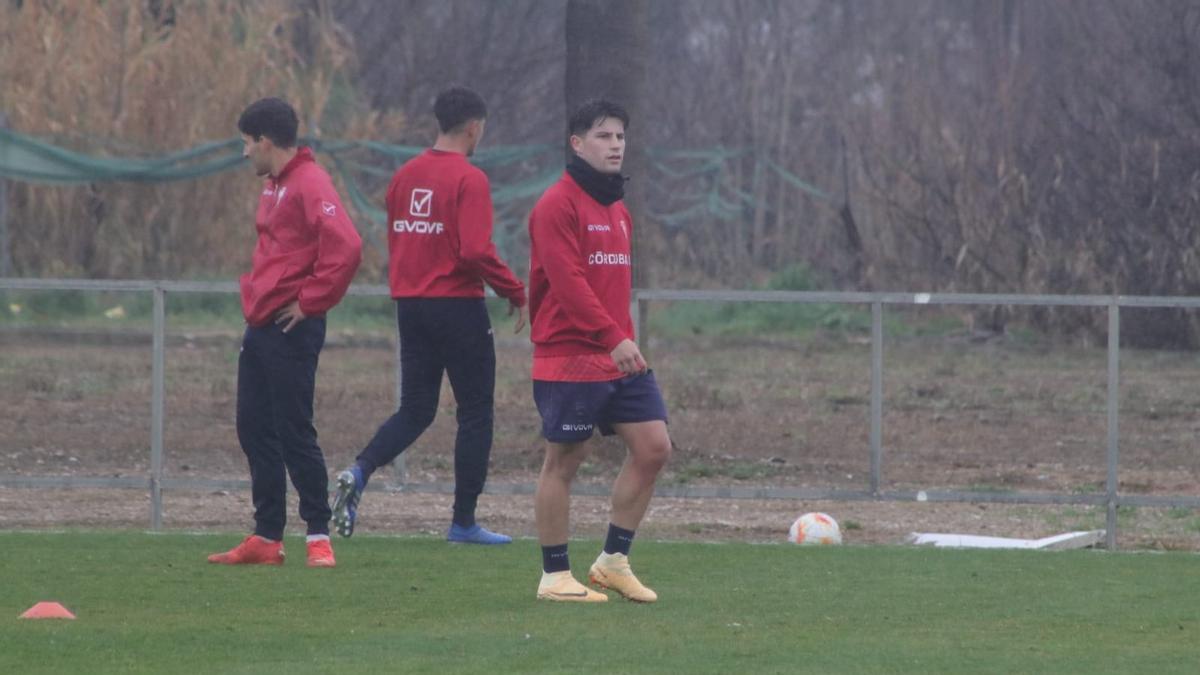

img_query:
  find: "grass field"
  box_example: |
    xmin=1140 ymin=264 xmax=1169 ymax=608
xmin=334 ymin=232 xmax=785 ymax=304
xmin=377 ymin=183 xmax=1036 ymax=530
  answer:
xmin=3 ymin=532 xmax=1199 ymax=674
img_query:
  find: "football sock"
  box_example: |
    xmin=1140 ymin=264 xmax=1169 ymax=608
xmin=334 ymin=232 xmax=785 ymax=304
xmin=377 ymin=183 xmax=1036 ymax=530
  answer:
xmin=542 ymin=543 xmax=570 ymax=573
xmin=603 ymin=524 xmax=635 ymax=556
xmin=452 ymin=490 xmax=478 ymax=528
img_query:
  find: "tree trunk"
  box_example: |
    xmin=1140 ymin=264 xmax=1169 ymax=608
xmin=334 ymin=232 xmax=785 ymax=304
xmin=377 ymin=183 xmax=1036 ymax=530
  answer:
xmin=0 ymin=113 xmax=9 ymax=276
xmin=565 ymin=0 xmax=651 ymax=333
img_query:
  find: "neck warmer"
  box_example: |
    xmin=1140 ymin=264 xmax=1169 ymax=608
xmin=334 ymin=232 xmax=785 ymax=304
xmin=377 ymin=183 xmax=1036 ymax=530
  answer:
xmin=566 ymin=154 xmax=627 ymax=206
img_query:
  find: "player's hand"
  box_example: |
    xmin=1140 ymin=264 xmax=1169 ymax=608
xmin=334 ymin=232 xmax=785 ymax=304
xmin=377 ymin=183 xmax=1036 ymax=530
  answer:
xmin=274 ymin=300 xmax=306 ymax=333
xmin=610 ymin=338 xmax=647 ymax=375
xmin=509 ymin=302 xmax=527 ymax=333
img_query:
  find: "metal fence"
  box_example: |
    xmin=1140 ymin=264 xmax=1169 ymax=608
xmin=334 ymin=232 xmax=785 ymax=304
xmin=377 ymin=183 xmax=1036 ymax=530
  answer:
xmin=4 ymin=278 xmax=1200 ymax=550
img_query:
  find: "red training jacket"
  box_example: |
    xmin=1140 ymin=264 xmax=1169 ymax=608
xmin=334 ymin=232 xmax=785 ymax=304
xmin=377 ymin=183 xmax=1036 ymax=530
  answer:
xmin=240 ymin=147 xmax=363 ymax=327
xmin=385 ymin=149 xmax=526 ymax=305
xmin=528 ymin=171 xmax=634 ymax=359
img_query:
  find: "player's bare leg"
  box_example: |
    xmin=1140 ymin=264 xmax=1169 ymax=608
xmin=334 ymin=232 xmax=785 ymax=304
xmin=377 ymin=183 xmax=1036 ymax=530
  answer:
xmin=609 ymin=420 xmax=671 ymax=530
xmin=535 ymin=440 xmax=590 ymax=545
xmin=589 ymin=420 xmax=671 ymax=602
xmin=535 ymin=440 xmax=606 ymax=601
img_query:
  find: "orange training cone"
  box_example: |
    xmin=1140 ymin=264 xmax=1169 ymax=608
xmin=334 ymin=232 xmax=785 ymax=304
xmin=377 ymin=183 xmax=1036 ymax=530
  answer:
xmin=19 ymin=602 xmax=76 ymax=620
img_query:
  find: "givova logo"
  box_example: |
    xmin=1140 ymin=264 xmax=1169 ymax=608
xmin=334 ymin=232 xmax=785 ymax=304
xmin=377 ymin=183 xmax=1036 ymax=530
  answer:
xmin=393 ymin=219 xmax=444 ymax=234
xmin=561 ymin=423 xmax=593 ymax=432
xmin=410 ymin=188 xmax=433 ymax=217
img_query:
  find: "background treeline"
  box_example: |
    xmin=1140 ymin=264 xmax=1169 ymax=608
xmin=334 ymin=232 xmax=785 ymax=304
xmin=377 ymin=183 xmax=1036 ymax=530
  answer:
xmin=3 ymin=1 xmax=1200 ymax=344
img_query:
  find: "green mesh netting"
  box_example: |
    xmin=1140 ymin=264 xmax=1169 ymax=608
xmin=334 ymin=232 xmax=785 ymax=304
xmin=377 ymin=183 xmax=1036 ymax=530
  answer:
xmin=0 ymin=127 xmax=832 ymax=259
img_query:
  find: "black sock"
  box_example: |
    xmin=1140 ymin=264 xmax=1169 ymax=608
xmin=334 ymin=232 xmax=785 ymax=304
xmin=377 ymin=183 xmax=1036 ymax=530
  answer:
xmin=603 ymin=523 xmax=635 ymax=556
xmin=542 ymin=543 xmax=570 ymax=573
xmin=452 ymin=491 xmax=478 ymax=528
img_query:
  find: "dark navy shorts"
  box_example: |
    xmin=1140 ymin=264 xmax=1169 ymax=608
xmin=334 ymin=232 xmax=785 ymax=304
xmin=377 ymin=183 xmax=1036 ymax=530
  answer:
xmin=533 ymin=370 xmax=669 ymax=443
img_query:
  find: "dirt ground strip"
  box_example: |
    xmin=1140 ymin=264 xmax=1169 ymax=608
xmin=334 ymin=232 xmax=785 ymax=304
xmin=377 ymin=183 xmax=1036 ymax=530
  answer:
xmin=3 ymin=487 xmax=1199 ymax=551
xmin=3 ymin=329 xmax=1200 ymax=550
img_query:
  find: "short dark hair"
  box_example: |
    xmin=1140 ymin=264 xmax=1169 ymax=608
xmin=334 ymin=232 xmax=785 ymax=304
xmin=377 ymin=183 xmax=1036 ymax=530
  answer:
xmin=568 ymin=99 xmax=630 ymax=137
xmin=434 ymin=87 xmax=487 ymax=133
xmin=237 ymin=97 xmax=298 ymax=148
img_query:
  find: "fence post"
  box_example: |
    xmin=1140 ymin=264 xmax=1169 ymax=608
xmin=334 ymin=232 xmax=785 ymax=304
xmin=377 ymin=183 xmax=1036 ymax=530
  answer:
xmin=0 ymin=113 xmax=10 ymax=277
xmin=869 ymin=301 xmax=883 ymax=495
xmin=631 ymin=291 xmax=641 ymax=346
xmin=150 ymin=285 xmax=166 ymax=530
xmin=1105 ymin=301 xmax=1120 ymax=549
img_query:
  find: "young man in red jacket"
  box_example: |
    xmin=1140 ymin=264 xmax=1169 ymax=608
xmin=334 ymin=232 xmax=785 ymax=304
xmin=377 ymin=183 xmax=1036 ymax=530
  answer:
xmin=332 ymin=87 xmax=526 ymax=544
xmin=208 ymin=97 xmax=362 ymax=568
xmin=528 ymin=100 xmax=672 ymax=602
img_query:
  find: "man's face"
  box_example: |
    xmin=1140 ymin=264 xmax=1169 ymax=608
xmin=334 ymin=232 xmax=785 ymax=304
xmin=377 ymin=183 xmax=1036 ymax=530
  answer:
xmin=241 ymin=133 xmax=273 ymax=177
xmin=571 ymin=116 xmax=625 ymax=174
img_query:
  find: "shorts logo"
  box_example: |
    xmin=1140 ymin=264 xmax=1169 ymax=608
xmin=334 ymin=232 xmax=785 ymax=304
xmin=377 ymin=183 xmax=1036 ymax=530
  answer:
xmin=275 ymin=186 xmax=287 ymax=204
xmin=410 ymin=189 xmax=433 ymax=217
xmin=587 ymin=223 xmax=611 ymax=232
xmin=321 ymin=200 xmax=336 ymax=216
xmin=561 ymin=423 xmax=593 ymax=432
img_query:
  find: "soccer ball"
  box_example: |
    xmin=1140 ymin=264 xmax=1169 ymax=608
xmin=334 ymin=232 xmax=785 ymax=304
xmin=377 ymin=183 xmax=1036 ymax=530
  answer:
xmin=788 ymin=512 xmax=842 ymax=545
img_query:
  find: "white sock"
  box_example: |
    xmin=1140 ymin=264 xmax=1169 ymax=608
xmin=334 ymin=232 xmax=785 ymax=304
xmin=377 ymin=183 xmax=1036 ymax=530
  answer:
xmin=306 ymin=534 xmax=330 ymax=543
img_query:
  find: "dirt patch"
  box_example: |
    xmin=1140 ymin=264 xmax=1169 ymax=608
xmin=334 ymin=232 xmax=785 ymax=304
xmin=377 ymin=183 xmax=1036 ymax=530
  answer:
xmin=2 ymin=330 xmax=1200 ymax=550
xmin=2 ymin=488 xmax=1197 ymax=551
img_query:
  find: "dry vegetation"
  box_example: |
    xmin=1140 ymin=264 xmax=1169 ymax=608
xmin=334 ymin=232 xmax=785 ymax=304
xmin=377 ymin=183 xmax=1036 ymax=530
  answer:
xmin=5 ymin=1 xmax=1200 ymax=345
xmin=0 ymin=0 xmax=398 ymax=278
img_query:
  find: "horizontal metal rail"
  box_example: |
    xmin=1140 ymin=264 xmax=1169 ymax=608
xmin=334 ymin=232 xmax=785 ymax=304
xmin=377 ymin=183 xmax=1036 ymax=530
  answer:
xmin=634 ymin=287 xmax=1200 ymax=309
xmin=0 ymin=277 xmax=391 ymax=295
xmin=8 ymin=278 xmax=1200 ymax=308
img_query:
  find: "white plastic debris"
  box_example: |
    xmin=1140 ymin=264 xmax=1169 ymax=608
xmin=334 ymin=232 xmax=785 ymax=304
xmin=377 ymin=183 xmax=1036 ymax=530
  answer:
xmin=905 ymin=530 xmax=1105 ymax=550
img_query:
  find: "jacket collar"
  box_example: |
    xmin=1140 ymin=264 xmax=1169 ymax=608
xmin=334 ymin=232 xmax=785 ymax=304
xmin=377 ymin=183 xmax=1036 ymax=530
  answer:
xmin=273 ymin=146 xmax=314 ymax=182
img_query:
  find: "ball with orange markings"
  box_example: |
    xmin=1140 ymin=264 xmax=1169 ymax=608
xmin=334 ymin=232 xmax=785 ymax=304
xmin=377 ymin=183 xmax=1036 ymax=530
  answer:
xmin=788 ymin=512 xmax=843 ymax=545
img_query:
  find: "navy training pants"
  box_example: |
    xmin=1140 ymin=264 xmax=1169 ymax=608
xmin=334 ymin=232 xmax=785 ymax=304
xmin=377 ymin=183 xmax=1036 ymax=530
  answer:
xmin=356 ymin=298 xmax=496 ymax=526
xmin=236 ymin=317 xmax=330 ymax=540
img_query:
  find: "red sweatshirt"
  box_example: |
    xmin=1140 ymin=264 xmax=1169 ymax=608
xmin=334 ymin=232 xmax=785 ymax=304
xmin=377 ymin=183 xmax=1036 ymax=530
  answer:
xmin=528 ymin=171 xmax=634 ymax=379
xmin=240 ymin=147 xmax=363 ymax=327
xmin=386 ymin=149 xmax=525 ymax=305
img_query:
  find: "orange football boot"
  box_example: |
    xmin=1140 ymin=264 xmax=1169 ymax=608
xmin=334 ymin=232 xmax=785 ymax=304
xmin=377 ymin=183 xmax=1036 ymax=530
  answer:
xmin=207 ymin=535 xmax=285 ymax=565
xmin=306 ymin=538 xmax=336 ymax=568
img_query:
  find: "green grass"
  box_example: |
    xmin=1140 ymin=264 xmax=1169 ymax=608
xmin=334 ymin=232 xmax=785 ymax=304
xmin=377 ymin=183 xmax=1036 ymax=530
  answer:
xmin=0 ymin=290 xmax=522 ymax=334
xmin=646 ymin=298 xmax=872 ymax=339
xmin=3 ymin=532 xmax=1199 ymax=674
xmin=669 ymin=461 xmax=781 ymax=484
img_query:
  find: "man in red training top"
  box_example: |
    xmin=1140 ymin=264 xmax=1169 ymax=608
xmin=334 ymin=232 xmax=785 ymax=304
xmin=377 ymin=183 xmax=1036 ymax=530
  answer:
xmin=528 ymin=99 xmax=672 ymax=602
xmin=208 ymin=97 xmax=362 ymax=568
xmin=332 ymin=87 xmax=526 ymax=544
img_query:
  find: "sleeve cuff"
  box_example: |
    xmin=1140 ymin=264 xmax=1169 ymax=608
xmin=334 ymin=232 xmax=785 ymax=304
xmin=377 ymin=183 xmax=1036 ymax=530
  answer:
xmin=297 ymin=296 xmax=321 ymax=314
xmin=597 ymin=324 xmax=626 ymax=352
xmin=297 ymin=293 xmax=324 ymax=317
